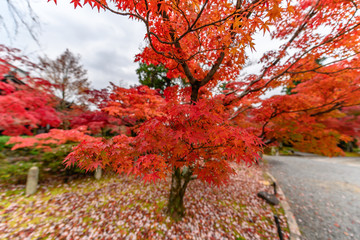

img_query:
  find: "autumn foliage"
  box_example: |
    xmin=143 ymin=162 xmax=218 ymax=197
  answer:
xmin=69 ymin=111 xmax=123 ymax=135
xmin=66 ymin=86 xmax=261 ymax=184
xmin=104 ymin=85 xmax=165 ymax=123
xmin=1 ymin=46 xmax=123 ymax=137
xmin=8 ymin=126 xmax=98 ymax=151
xmin=0 ymin=53 xmax=62 ymax=135
xmin=40 ymin=0 xmax=360 ymax=219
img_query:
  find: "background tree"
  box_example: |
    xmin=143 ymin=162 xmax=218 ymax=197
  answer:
xmin=49 ymin=0 xmax=360 ymax=220
xmin=0 ymin=49 xmax=61 ymax=136
xmin=278 ymin=57 xmax=360 ymax=153
xmin=247 ymin=58 xmax=360 ymax=156
xmin=70 ymin=110 xmax=124 ymax=136
xmin=38 ymin=49 xmax=90 ymax=110
xmin=136 ymin=63 xmax=172 ymax=93
xmin=322 ymin=106 xmax=360 ymax=152
xmin=136 ymin=62 xmax=187 ymax=93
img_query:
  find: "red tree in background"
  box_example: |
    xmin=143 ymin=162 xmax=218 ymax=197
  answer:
xmin=8 ymin=126 xmax=98 ymax=151
xmin=70 ymin=110 xmax=124 ymax=136
xmin=322 ymin=106 xmax=360 ymax=152
xmin=0 ymin=85 xmax=61 ymax=136
xmin=0 ymin=47 xmax=62 ymax=135
xmin=49 ymin=0 xmax=360 ymax=219
xmin=249 ymin=59 xmax=360 ymax=156
xmin=324 ymin=106 xmax=360 ymax=142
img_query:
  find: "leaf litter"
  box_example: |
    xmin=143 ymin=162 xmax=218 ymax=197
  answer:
xmin=0 ymin=164 xmax=289 ymax=239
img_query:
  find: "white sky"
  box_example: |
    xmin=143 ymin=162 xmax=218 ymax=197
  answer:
xmin=1 ymin=0 xmax=146 ymax=89
xmin=1 ymin=0 xmax=283 ymax=96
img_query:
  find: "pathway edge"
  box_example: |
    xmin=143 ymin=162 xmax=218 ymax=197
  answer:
xmin=265 ymin=170 xmax=302 ymax=240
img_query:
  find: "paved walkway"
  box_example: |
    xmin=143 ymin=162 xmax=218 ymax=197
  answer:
xmin=265 ymin=155 xmax=360 ymax=240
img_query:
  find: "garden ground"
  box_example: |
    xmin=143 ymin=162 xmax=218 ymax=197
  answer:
xmin=0 ymin=164 xmax=289 ymax=240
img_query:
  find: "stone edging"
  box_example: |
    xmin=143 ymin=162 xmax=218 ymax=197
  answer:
xmin=266 ymin=172 xmax=302 ymax=240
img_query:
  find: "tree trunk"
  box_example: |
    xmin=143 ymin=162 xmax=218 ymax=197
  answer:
xmin=191 ymin=83 xmax=200 ymax=103
xmin=166 ymin=167 xmax=192 ymax=221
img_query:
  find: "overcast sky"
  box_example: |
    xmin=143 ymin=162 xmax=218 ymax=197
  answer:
xmin=1 ymin=0 xmax=282 ymax=96
xmin=1 ymin=0 xmax=146 ymax=89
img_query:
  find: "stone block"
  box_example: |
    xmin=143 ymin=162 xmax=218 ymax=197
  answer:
xmin=257 ymin=191 xmax=280 ymax=205
xmin=26 ymin=166 xmax=39 ymax=196
xmin=95 ymin=166 xmax=102 ymax=180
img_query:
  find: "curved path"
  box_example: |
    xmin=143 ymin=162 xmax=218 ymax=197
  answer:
xmin=266 ymin=155 xmax=360 ymax=240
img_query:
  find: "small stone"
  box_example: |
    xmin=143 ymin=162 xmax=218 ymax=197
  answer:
xmin=257 ymin=191 xmax=280 ymax=205
xmin=26 ymin=166 xmax=39 ymax=196
xmin=95 ymin=166 xmax=102 ymax=180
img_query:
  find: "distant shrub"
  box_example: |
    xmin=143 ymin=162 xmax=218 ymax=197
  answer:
xmin=40 ymin=144 xmax=87 ymax=176
xmin=0 ymin=136 xmax=10 ymax=151
xmin=0 ymin=144 xmax=89 ymax=184
xmin=0 ymin=160 xmax=37 ymax=184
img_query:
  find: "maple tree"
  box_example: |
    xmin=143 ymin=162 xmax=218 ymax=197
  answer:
xmin=49 ymin=0 xmax=360 ymax=220
xmin=77 ymin=87 xmax=130 ymax=135
xmin=8 ymin=126 xmax=98 ymax=152
xmin=70 ymin=110 xmax=124 ymax=136
xmin=251 ymin=58 xmax=360 ymax=156
xmin=0 ymin=83 xmax=61 ymax=136
xmin=0 ymin=46 xmax=62 ymax=136
xmin=322 ymin=106 xmax=360 ymax=152
xmin=65 ymin=86 xmax=261 ymax=219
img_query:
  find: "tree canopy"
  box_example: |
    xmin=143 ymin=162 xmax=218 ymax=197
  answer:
xmin=0 ymin=47 xmax=61 ymax=135
xmin=42 ymin=0 xmax=360 ymax=220
xmin=38 ymin=49 xmax=90 ymax=110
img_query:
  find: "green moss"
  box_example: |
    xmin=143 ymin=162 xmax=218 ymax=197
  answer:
xmin=125 ymin=203 xmax=135 ymax=209
xmin=219 ymin=222 xmax=231 ymax=233
xmin=261 ymin=215 xmax=273 ymax=225
xmin=268 ymin=205 xmax=290 ymax=234
xmin=0 ymin=201 xmax=12 ymax=209
xmin=141 ymin=202 xmax=152 ymax=210
xmin=156 ymin=200 xmax=166 ymax=212
xmin=48 ymin=187 xmax=68 ymax=196
xmin=345 ymin=152 xmax=360 ymax=157
xmin=269 ymin=205 xmax=285 ymax=216
xmin=8 ymin=220 xmax=18 ymax=228
xmin=27 ymin=217 xmax=43 ymax=225
xmin=235 ymin=236 xmax=247 ymax=240
xmin=3 ymin=188 xmax=24 ymax=197
xmin=116 ymin=224 xmax=129 ymax=233
xmin=156 ymin=229 xmax=165 ymax=236
xmin=232 ymin=201 xmax=247 ymax=211
xmin=218 ymin=200 xmax=228 ymax=207
xmin=0 ymin=136 xmax=11 ymax=151
xmin=82 ymin=216 xmax=95 ymax=223
xmin=279 ymin=147 xmax=296 ymax=156
xmin=0 ymin=161 xmax=38 ymax=184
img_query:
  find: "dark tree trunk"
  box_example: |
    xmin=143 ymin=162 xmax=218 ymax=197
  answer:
xmin=191 ymin=83 xmax=200 ymax=103
xmin=166 ymin=167 xmax=192 ymax=221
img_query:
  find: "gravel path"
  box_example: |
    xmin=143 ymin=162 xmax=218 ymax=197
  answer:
xmin=266 ymin=155 xmax=360 ymax=240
